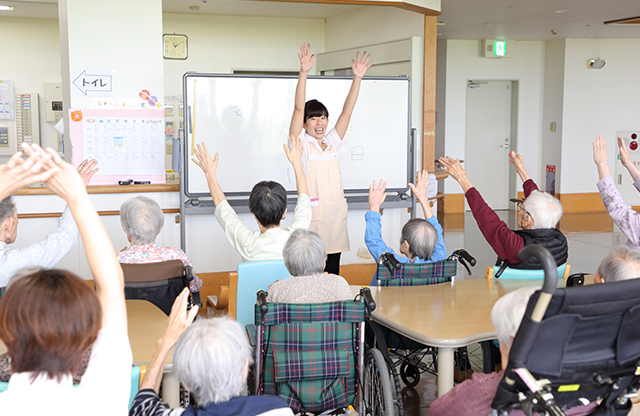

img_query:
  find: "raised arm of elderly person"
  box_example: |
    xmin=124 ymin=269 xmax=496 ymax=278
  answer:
xmin=439 ymin=156 xmax=524 ymax=264
xmin=508 ymin=151 xmax=539 ymax=197
xmin=594 ymin=136 xmax=640 ymax=249
xmin=0 ymin=149 xmax=58 ymax=200
xmin=0 ymin=149 xmax=99 ymax=287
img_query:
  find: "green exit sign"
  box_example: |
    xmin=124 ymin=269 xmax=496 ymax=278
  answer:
xmin=494 ymin=41 xmax=507 ymax=56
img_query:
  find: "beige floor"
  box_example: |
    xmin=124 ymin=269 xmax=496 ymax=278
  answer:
xmin=401 ymin=210 xmax=622 ymax=416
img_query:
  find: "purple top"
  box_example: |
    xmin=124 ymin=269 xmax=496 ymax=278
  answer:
xmin=597 ymin=176 xmax=640 ymax=251
xmin=430 ymin=370 xmax=597 ymax=416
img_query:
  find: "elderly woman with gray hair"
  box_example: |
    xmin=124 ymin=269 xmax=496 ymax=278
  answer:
xmin=117 ymin=196 xmax=202 ymax=292
xmin=430 ymin=287 xmax=597 ymax=416
xmin=266 ymin=229 xmax=353 ymax=304
xmin=129 ymin=291 xmax=294 ymax=416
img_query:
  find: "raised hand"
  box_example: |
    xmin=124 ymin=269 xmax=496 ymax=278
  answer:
xmin=352 ymin=51 xmax=373 ymax=79
xmin=368 ymin=179 xmax=388 ymax=213
xmin=298 ymin=43 xmax=315 ymax=73
xmin=593 ymin=136 xmax=609 ymax=166
xmin=592 ymin=136 xmax=612 ymax=181
xmin=42 ymin=148 xmax=86 ymax=202
xmin=508 ymin=151 xmax=530 ymax=182
xmin=618 ymin=136 xmax=632 ymax=167
xmin=0 ymin=145 xmax=58 ymax=200
xmin=439 ymin=156 xmax=473 ymax=192
xmin=161 ymin=288 xmax=200 ymax=349
xmin=617 ymin=136 xmax=640 ymax=181
xmin=77 ymin=158 xmax=99 ymax=186
xmin=192 ymin=143 xmax=219 ymax=176
xmin=408 ymin=170 xmax=430 ymax=203
xmin=284 ymin=134 xmax=303 ymax=167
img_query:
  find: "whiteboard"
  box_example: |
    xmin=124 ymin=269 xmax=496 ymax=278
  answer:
xmin=183 ymin=74 xmax=411 ymax=198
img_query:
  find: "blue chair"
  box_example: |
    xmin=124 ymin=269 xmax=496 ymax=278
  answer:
xmin=485 ymin=263 xmax=570 ymax=280
xmin=230 ymin=260 xmax=291 ymax=328
xmin=0 ymin=365 xmax=144 ymax=408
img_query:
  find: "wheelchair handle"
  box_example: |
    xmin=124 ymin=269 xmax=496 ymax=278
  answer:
xmin=457 ymin=249 xmax=476 ymax=267
xmin=360 ymin=287 xmax=376 ymax=312
xmin=381 ymin=252 xmax=401 ymax=275
xmin=256 ymin=290 xmax=269 ymax=315
xmin=518 ymin=245 xmax=557 ymax=322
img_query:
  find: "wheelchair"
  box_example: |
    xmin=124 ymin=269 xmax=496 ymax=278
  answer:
xmin=492 ymin=245 xmax=640 ymax=416
xmin=253 ymin=287 xmax=397 ymax=416
xmin=121 ymin=259 xmax=202 ymax=315
xmin=369 ymin=249 xmax=493 ymax=392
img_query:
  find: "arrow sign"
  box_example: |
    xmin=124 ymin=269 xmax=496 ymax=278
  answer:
xmin=72 ymin=70 xmax=113 ymax=95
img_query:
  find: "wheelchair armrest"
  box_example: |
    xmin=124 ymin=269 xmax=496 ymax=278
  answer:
xmin=246 ymin=324 xmax=257 ymax=348
xmin=191 ymin=291 xmax=203 ymax=309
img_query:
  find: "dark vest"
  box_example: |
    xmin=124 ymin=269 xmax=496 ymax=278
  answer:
xmin=506 ymin=228 xmax=568 ymax=269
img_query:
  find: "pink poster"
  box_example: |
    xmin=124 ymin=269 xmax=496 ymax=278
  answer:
xmin=69 ymin=108 xmax=165 ymax=185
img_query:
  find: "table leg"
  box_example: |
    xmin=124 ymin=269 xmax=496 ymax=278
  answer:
xmin=162 ymin=364 xmax=181 ymax=408
xmin=437 ymin=347 xmax=454 ymax=397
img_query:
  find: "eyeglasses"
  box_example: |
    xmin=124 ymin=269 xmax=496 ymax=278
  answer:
xmin=510 ymin=198 xmax=533 ymax=221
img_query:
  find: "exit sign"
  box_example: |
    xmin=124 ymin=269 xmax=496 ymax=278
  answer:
xmin=483 ymin=39 xmax=511 ymax=58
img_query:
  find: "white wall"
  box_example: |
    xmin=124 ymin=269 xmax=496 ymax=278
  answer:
xmin=162 ymin=13 xmax=325 ymax=98
xmin=0 ymin=17 xmax=61 ymax=159
xmin=541 ymin=39 xmax=565 ymax=192
xmin=438 ymin=40 xmax=546 ymax=194
xmin=324 ymin=6 xmax=423 ymax=51
xmin=560 ymin=39 xmax=640 ymax=194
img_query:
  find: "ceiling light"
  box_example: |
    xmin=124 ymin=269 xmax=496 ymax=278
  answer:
xmin=189 ymin=5 xmax=200 ymax=11
xmin=554 ymin=10 xmax=569 ymax=14
xmin=484 ymin=23 xmax=496 ymax=27
xmin=587 ymin=59 xmax=606 ymax=69
xmin=0 ymin=5 xmax=15 ymax=11
xmin=437 ymin=21 xmax=445 ymax=26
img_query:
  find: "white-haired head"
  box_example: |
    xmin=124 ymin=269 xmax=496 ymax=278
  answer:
xmin=173 ymin=318 xmax=252 ymax=405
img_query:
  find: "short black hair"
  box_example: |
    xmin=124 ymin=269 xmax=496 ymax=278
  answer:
xmin=249 ymin=181 xmax=287 ymax=228
xmin=304 ymin=99 xmax=329 ymax=123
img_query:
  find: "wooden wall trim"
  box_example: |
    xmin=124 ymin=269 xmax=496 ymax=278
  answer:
xmin=556 ymin=193 xmax=606 ymax=213
xmin=15 ymin=183 xmax=179 ymax=196
xmin=18 ymin=208 xmax=180 ymax=220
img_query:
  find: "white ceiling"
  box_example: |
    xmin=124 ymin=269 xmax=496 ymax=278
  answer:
xmin=2 ymin=0 xmax=640 ymax=40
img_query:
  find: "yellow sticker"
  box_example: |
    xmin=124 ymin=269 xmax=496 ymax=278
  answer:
xmin=558 ymin=384 xmax=580 ymax=392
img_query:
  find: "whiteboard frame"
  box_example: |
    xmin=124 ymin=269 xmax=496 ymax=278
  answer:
xmin=181 ymin=72 xmax=412 ymax=200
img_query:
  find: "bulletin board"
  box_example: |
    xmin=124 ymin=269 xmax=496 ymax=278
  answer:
xmin=68 ymin=108 xmax=165 ymax=185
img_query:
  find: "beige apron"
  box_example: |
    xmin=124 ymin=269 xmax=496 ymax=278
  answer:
xmin=306 ymin=143 xmax=350 ymax=254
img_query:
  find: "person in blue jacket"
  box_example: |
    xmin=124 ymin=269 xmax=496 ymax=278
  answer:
xmin=365 ymin=170 xmax=447 ymax=285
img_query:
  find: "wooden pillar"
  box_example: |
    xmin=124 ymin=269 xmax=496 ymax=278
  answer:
xmin=422 ymin=15 xmax=437 ymax=172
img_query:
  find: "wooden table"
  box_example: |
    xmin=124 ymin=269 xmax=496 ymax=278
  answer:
xmin=355 ymin=277 xmax=587 ymax=397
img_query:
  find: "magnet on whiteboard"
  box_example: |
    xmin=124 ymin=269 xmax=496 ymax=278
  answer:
xmin=351 ymin=146 xmax=364 ymax=161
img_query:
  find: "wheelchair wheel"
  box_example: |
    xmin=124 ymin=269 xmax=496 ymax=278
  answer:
xmin=400 ymin=362 xmax=420 ymax=387
xmin=363 ymin=348 xmax=394 ymax=416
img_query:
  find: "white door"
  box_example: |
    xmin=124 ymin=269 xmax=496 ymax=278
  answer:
xmin=464 ymin=81 xmax=513 ymax=210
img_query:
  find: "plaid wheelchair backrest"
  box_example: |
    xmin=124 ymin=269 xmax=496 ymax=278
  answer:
xmin=255 ymin=301 xmax=366 ymax=414
xmin=376 ymin=259 xmax=458 ymax=286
